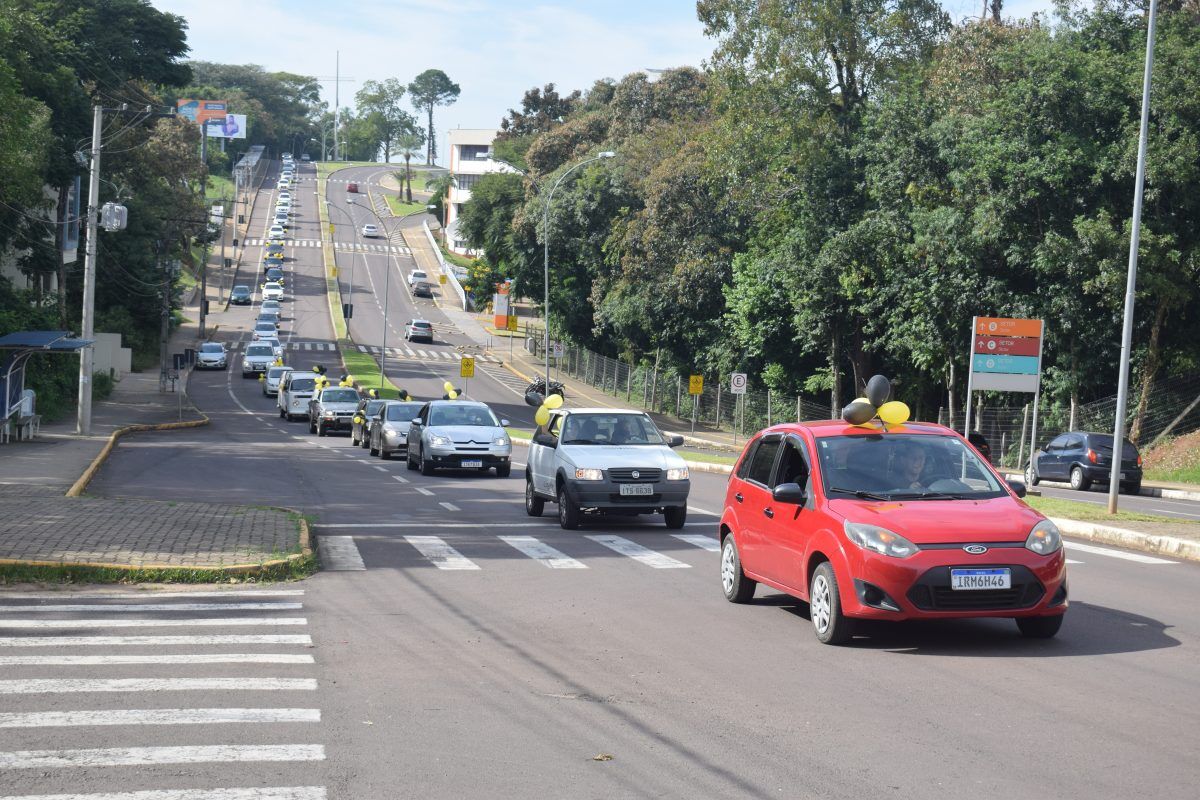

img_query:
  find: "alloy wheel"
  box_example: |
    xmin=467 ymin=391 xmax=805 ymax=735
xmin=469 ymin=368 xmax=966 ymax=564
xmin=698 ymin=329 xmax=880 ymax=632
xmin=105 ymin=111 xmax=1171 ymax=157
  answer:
xmin=721 ymin=541 xmax=737 ymax=595
xmin=810 ymin=574 xmax=832 ymax=634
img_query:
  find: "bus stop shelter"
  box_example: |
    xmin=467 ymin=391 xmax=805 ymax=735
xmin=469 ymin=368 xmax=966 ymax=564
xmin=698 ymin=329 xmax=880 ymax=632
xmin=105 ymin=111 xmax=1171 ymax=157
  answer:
xmin=0 ymin=330 xmax=92 ymax=442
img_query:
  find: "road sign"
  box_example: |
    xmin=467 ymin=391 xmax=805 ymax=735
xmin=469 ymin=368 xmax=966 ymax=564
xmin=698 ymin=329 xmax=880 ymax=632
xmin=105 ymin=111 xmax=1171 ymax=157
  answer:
xmin=974 ymin=335 xmax=1040 ymax=357
xmin=967 ymin=316 xmax=1043 ymax=393
xmin=730 ymin=373 xmax=748 ymax=395
xmin=551 ymin=341 xmax=565 ymax=359
xmin=439 ymin=274 xmax=447 ymax=285
xmin=506 ymin=315 xmax=519 ymax=332
xmin=459 ymin=357 xmax=475 ymax=378
xmin=689 ymin=375 xmax=704 ymax=395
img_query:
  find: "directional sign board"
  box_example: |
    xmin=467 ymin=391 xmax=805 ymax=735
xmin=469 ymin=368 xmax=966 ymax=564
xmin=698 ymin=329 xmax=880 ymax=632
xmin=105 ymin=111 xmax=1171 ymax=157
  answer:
xmin=730 ymin=373 xmax=748 ymax=395
xmin=459 ymin=356 xmax=475 ymax=378
xmin=689 ymin=375 xmax=704 ymax=395
xmin=969 ymin=316 xmax=1043 ymax=392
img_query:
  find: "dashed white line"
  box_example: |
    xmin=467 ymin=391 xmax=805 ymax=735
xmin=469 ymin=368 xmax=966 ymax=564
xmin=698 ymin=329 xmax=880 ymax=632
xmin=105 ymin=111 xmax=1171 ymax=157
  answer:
xmin=0 ymin=590 xmax=304 ymax=600
xmin=671 ymin=534 xmax=721 ymax=551
xmin=0 ymin=603 xmax=302 ymax=613
xmin=1063 ymin=541 xmax=1177 ymax=564
xmin=316 ymin=535 xmax=366 ymax=571
xmin=414 ymin=487 xmax=435 ymax=496
xmin=391 ymin=475 xmax=409 ymax=484
xmin=438 ymin=502 xmax=460 ymax=512
xmin=0 ymin=617 xmax=307 ymax=629
xmin=0 ymin=653 xmax=314 ymax=666
xmin=0 ymin=634 xmax=313 ymax=647
xmin=0 ymin=788 xmax=327 ymax=800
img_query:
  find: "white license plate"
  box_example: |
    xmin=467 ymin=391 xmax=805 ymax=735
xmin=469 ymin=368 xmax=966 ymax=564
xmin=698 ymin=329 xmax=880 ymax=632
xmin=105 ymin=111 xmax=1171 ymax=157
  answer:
xmin=950 ymin=568 xmax=1011 ymax=590
xmin=619 ymin=484 xmax=654 ymax=496
xmin=461 ymin=460 xmax=483 ymax=468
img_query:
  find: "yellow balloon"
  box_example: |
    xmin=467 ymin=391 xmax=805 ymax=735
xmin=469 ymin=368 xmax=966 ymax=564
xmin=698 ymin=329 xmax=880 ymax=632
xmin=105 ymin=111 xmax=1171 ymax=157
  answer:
xmin=544 ymin=393 xmax=563 ymax=409
xmin=443 ymin=381 xmax=454 ymax=393
xmin=878 ymin=401 xmax=911 ymax=426
xmin=534 ymin=406 xmax=550 ymax=426
xmin=447 ymin=390 xmax=458 ymax=400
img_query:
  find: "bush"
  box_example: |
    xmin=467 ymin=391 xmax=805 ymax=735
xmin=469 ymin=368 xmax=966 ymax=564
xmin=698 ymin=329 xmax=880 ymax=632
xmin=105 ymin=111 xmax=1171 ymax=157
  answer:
xmin=92 ymin=370 xmax=115 ymax=402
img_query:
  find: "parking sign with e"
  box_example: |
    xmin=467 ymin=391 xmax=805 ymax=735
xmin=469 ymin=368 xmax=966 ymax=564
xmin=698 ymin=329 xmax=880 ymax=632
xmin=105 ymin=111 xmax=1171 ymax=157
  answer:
xmin=730 ymin=373 xmax=748 ymax=395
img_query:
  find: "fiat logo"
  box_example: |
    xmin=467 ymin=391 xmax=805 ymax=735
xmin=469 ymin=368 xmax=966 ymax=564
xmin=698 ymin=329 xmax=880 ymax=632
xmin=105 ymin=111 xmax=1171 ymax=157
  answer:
xmin=964 ymin=544 xmax=988 ymax=555
xmin=632 ymin=470 xmax=640 ymax=479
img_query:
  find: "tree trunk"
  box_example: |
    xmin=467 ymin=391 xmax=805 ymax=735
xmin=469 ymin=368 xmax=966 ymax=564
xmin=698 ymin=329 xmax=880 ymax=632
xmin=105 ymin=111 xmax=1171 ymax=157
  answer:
xmin=1129 ymin=297 xmax=1168 ymax=444
xmin=947 ymin=360 xmax=957 ymax=431
xmin=829 ymin=330 xmax=841 ymax=419
xmin=56 ymin=185 xmax=70 ymax=327
xmin=1068 ymin=341 xmax=1078 ymax=431
xmin=404 ymin=156 xmax=413 ymax=202
xmin=426 ymin=106 xmax=435 ymax=165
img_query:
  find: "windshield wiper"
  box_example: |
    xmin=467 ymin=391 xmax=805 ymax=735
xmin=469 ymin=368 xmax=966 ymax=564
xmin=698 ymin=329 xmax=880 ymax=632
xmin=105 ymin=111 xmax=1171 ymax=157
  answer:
xmin=889 ymin=491 xmax=969 ymax=500
xmin=560 ymin=439 xmax=596 ymax=445
xmin=826 ymin=486 xmax=892 ymax=501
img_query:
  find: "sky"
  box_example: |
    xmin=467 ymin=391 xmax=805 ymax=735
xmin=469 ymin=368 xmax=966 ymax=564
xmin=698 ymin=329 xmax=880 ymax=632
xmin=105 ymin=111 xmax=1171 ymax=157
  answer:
xmin=150 ymin=0 xmax=1060 ymax=164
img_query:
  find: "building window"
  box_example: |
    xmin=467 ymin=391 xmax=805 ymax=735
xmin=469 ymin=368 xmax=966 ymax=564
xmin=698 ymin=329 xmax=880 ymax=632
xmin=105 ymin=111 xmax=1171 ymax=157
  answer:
xmin=455 ymin=174 xmax=482 ymax=191
xmin=458 ymin=145 xmax=490 ymax=162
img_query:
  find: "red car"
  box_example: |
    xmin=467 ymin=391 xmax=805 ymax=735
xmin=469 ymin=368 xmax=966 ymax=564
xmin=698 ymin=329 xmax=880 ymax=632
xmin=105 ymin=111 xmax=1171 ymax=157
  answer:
xmin=720 ymin=420 xmax=1067 ymax=644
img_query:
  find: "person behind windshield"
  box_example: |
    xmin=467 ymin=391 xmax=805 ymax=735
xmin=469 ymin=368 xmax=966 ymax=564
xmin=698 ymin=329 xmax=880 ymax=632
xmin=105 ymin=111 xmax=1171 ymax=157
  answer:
xmin=612 ymin=416 xmax=642 ymax=445
xmin=892 ymin=441 xmax=927 ymax=490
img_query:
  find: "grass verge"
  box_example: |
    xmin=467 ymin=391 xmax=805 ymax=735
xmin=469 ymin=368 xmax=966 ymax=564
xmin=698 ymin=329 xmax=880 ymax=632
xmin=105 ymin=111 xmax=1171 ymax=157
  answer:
xmin=506 ymin=427 xmax=532 ymax=441
xmin=0 ymin=553 xmax=318 ymax=585
xmin=679 ymin=450 xmax=738 ymax=466
xmin=1144 ymin=465 xmax=1200 ymax=486
xmin=316 ymin=161 xmax=381 ymax=179
xmin=384 ymin=196 xmax=430 ymax=216
xmin=1024 ymin=495 xmax=1197 ymax=525
xmin=343 ymin=347 xmax=406 ymax=399
xmin=315 ymin=177 xmax=348 ymax=340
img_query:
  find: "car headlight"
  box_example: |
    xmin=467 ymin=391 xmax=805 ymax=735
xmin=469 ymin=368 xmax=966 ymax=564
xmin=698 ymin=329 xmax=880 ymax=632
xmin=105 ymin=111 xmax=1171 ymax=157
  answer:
xmin=666 ymin=467 xmax=689 ymax=481
xmin=323 ymin=412 xmax=335 ymax=419
xmin=385 ymin=427 xmax=401 ymax=439
xmin=843 ymin=521 xmax=918 ymax=559
xmin=575 ymin=468 xmax=604 ymax=481
xmin=493 ymin=435 xmax=509 ymax=446
xmin=429 ymin=434 xmax=452 ymax=447
xmin=1025 ymin=519 xmax=1062 ymax=555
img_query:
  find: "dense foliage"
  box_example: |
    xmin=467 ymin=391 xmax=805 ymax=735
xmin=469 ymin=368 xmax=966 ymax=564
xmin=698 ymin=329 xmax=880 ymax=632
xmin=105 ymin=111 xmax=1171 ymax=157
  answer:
xmin=460 ymin=1 xmax=1200 ymax=437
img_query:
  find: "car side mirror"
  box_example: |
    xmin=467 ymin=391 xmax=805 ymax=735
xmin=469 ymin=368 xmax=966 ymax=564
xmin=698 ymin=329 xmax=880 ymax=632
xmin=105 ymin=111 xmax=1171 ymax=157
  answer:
xmin=667 ymin=434 xmax=684 ymax=448
xmin=1006 ymin=479 xmax=1027 ymax=498
xmin=772 ymin=482 xmax=807 ymax=505
xmin=411 ymin=418 xmax=422 ymax=426
xmin=500 ymin=419 xmax=509 ymax=427
xmin=533 ymin=432 xmax=557 ymax=448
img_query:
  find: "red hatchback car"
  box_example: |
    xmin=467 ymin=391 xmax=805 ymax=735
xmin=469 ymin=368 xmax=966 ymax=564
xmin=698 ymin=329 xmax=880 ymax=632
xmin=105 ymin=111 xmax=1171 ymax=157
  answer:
xmin=720 ymin=421 xmax=1067 ymax=644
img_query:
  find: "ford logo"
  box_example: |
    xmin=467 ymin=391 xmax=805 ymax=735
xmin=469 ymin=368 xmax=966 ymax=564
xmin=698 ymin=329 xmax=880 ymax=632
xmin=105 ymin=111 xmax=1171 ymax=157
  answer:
xmin=632 ymin=470 xmax=640 ymax=479
xmin=963 ymin=544 xmax=988 ymax=555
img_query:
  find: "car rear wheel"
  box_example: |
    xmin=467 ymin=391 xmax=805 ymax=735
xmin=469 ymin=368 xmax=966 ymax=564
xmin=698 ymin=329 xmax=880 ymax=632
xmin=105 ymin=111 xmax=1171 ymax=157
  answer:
xmin=720 ymin=534 xmax=756 ymax=603
xmin=495 ymin=463 xmax=511 ymax=478
xmin=1016 ymin=614 xmax=1063 ymax=639
xmin=278 ymin=408 xmax=285 ymax=419
xmin=380 ymin=447 xmax=391 ymax=460
xmin=557 ymin=485 xmax=580 ymax=530
xmin=810 ymin=562 xmax=853 ymax=645
xmin=525 ymin=477 xmax=544 ymax=517
xmin=1124 ymin=481 xmax=1141 ymax=495
xmin=1025 ymin=464 xmax=1040 ymax=486
xmin=1069 ymin=466 xmax=1091 ymax=491
xmin=351 ymin=430 xmax=360 ymax=446
xmin=420 ymin=448 xmax=435 ymax=476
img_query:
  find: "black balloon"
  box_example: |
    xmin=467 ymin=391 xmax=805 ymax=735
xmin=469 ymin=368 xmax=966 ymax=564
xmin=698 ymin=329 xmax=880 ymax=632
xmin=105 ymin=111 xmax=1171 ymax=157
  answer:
xmin=524 ymin=390 xmax=545 ymax=408
xmin=842 ymin=400 xmax=876 ymax=425
xmin=865 ymin=374 xmax=892 ymax=407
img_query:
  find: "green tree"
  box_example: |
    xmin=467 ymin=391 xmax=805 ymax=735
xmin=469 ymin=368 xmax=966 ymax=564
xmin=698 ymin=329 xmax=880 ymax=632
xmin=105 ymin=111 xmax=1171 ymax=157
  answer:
xmin=394 ymin=131 xmax=425 ymax=202
xmin=407 ymin=69 xmax=460 ymax=164
xmin=355 ymin=78 xmax=419 ymax=163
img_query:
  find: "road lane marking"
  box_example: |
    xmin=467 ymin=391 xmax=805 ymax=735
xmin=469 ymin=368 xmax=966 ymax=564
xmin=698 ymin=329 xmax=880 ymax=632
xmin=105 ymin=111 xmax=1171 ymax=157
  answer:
xmin=0 ymin=678 xmax=317 ymax=694
xmin=0 ymin=707 xmax=321 ymax=728
xmin=1064 ymin=541 xmax=1177 ymax=564
xmin=0 ymin=591 xmax=304 ymax=599
xmin=0 ymin=653 xmax=313 ymax=665
xmin=499 ymin=536 xmax=587 ymax=569
xmin=392 ymin=475 xmax=409 ymax=483
xmin=584 ymin=535 xmax=691 ymax=569
xmin=0 ymin=617 xmax=307 ymax=629
xmin=671 ymin=534 xmax=720 ymax=551
xmin=1066 ymin=559 xmax=1084 ymax=564
xmin=316 ymin=535 xmax=365 ymax=570
xmin=0 ymin=603 xmax=303 ymax=613
xmin=687 ymin=505 xmax=721 ymax=517
xmin=403 ymin=536 xmax=480 ymax=570
xmin=438 ymin=502 xmax=461 ymax=512
xmin=0 ymin=744 xmax=325 ymax=769
xmin=414 ymin=487 xmax=435 ymax=496
xmin=0 ymin=634 xmax=313 ymax=647
xmin=0 ymin=788 xmax=327 ymax=800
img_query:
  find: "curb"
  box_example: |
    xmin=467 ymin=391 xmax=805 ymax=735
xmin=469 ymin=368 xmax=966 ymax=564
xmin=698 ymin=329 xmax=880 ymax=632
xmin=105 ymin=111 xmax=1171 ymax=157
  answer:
xmin=66 ymin=413 xmax=211 ymax=498
xmin=1050 ymin=517 xmax=1200 ymax=563
xmin=1002 ymin=471 xmax=1200 ymax=503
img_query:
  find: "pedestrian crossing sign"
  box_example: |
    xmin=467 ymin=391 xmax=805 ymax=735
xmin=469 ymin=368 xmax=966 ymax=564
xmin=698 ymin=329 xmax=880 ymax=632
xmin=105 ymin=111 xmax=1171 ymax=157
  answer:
xmin=506 ymin=315 xmax=518 ymax=332
xmin=460 ymin=356 xmax=475 ymax=378
xmin=439 ymin=274 xmax=447 ymax=285
xmin=689 ymin=375 xmax=704 ymax=395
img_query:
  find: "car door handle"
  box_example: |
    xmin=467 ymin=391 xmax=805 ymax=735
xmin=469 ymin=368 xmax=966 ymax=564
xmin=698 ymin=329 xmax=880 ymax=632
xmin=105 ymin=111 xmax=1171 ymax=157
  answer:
xmin=763 ymin=507 xmax=774 ymax=519
xmin=734 ymin=493 xmax=743 ymax=503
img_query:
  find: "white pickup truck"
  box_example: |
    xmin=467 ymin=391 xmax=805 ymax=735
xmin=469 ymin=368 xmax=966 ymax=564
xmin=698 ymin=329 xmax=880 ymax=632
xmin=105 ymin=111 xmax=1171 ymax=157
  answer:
xmin=525 ymin=408 xmax=690 ymax=530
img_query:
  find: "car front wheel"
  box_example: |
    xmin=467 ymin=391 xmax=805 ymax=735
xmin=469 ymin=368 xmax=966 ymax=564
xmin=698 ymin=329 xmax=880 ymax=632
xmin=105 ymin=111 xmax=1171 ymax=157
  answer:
xmin=810 ymin=562 xmax=853 ymax=645
xmin=664 ymin=506 xmax=687 ymax=529
xmin=420 ymin=448 xmax=435 ymax=476
xmin=720 ymin=534 xmax=756 ymax=603
xmin=557 ymin=485 xmax=580 ymax=530
xmin=368 ymin=437 xmax=379 ymax=456
xmin=1016 ymin=614 xmax=1063 ymax=639
xmin=495 ymin=463 xmax=511 ymax=478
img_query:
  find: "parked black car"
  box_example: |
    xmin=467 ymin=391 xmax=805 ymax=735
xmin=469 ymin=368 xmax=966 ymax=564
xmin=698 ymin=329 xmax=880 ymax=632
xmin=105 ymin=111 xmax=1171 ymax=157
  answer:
xmin=1027 ymin=431 xmax=1142 ymax=493
xmin=230 ymin=285 xmax=252 ymax=305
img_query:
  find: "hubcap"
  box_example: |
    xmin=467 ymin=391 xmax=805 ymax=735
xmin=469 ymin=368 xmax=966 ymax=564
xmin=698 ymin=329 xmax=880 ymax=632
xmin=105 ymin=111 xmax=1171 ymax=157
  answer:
xmin=559 ymin=493 xmax=567 ymax=524
xmin=526 ymin=482 xmax=534 ymax=508
xmin=721 ymin=541 xmax=736 ymax=594
xmin=811 ymin=574 xmax=831 ymax=633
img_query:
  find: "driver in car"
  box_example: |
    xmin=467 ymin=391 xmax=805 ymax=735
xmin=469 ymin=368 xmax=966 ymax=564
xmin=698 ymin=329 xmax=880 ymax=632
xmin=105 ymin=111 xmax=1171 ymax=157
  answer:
xmin=892 ymin=442 xmax=928 ymax=490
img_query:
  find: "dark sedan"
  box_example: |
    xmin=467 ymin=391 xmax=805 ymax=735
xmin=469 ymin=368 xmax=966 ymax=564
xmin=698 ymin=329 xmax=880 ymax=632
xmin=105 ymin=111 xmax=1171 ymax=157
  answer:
xmin=1027 ymin=431 xmax=1142 ymax=493
xmin=230 ymin=285 xmax=252 ymax=305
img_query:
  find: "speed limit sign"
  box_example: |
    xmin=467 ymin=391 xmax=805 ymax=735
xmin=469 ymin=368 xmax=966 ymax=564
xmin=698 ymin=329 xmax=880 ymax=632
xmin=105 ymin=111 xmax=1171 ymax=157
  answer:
xmin=730 ymin=373 xmax=748 ymax=395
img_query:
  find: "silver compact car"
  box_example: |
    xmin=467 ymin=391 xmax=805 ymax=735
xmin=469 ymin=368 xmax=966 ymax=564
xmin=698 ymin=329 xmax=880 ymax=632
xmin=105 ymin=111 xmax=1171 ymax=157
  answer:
xmin=369 ymin=400 xmax=425 ymax=459
xmin=196 ymin=342 xmax=227 ymax=370
xmin=241 ymin=342 xmax=276 ymax=378
xmin=263 ymin=366 xmax=292 ymax=396
xmin=406 ymin=400 xmax=511 ymax=476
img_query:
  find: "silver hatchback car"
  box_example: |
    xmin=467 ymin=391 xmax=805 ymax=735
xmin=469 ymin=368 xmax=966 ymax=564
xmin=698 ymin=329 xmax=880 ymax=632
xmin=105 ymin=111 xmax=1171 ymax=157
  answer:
xmin=406 ymin=400 xmax=511 ymax=477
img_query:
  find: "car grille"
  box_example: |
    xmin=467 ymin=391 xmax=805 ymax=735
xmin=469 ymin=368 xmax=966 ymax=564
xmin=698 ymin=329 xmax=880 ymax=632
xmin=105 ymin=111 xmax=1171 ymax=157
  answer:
xmin=906 ymin=566 xmax=1044 ymax=611
xmin=609 ymin=468 xmax=661 ymax=482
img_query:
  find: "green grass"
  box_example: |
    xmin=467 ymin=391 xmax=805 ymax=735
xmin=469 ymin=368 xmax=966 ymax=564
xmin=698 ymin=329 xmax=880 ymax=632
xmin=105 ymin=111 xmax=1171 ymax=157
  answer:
xmin=678 ymin=450 xmax=738 ymax=466
xmin=1144 ymin=464 xmax=1200 ymax=485
xmin=206 ymin=174 xmax=234 ymax=204
xmin=506 ymin=427 xmax=532 ymax=441
xmin=342 ymin=347 xmax=407 ymax=399
xmin=0 ymin=554 xmax=317 ymax=585
xmin=1024 ymin=495 xmax=1197 ymax=525
xmin=383 ymin=195 xmax=432 ymax=217
xmin=317 ymin=161 xmax=381 ymax=179
xmin=439 ymin=243 xmax=474 ymax=270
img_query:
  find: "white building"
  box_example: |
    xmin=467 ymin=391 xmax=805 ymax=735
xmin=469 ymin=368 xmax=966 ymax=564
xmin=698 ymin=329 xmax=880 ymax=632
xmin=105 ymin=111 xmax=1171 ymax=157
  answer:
xmin=444 ymin=128 xmax=517 ymax=255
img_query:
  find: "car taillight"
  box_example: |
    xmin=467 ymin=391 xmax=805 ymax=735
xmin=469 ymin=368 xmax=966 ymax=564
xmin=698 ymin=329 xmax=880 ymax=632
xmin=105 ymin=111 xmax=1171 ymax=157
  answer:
xmin=1137 ymin=454 xmax=1142 ymax=466
xmin=1087 ymin=449 xmax=1097 ymax=463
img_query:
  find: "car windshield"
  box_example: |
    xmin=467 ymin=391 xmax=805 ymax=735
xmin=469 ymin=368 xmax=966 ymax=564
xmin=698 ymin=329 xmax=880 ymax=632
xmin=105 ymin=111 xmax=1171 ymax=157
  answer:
xmin=255 ymin=323 xmax=274 ymax=331
xmin=412 ymin=271 xmax=426 ymax=279
xmin=814 ymin=433 xmax=1005 ymax=499
xmin=429 ymin=404 xmax=498 ymax=427
xmin=200 ymin=343 xmax=223 ymax=353
xmin=264 ymin=283 xmax=281 ymax=290
xmin=559 ymin=413 xmax=666 ymax=445
xmin=321 ymin=389 xmax=359 ymax=403
xmin=268 ymin=367 xmax=290 ymax=378
xmin=232 ymin=286 xmax=250 ymax=295
xmin=246 ymin=345 xmax=273 ymax=356
xmin=386 ymin=402 xmax=425 ymax=421
xmin=289 ymin=377 xmax=315 ymax=391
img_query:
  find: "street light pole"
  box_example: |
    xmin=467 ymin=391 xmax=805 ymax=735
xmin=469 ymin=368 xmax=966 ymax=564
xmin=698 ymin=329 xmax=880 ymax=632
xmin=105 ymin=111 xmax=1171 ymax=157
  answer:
xmin=541 ymin=151 xmax=615 ymax=386
xmin=1108 ymin=0 xmax=1159 ymax=515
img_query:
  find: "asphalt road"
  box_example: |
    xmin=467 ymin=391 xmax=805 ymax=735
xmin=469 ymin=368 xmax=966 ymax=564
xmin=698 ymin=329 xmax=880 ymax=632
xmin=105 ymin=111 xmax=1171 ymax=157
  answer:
xmin=7 ymin=163 xmax=1199 ymax=800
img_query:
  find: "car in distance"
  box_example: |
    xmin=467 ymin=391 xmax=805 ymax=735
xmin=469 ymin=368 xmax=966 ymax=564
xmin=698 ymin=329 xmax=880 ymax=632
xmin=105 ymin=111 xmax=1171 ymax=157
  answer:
xmin=407 ymin=269 xmax=428 ymax=288
xmin=196 ymin=341 xmax=228 ymax=370
xmin=264 ymin=244 xmax=285 ymax=260
xmin=407 ymin=400 xmax=511 ymax=476
xmin=263 ymin=365 xmax=292 ymax=396
xmin=525 ymin=409 xmax=689 ymax=530
xmin=262 ymin=282 xmax=284 ymax=301
xmin=268 ymin=223 xmax=285 ymax=239
xmin=404 ymin=319 xmax=433 ymax=343
xmin=347 ymin=182 xmax=359 ymax=193
xmin=361 ymin=223 xmax=379 ymax=238
xmin=719 ymin=421 xmax=1067 ymax=644
xmin=241 ymin=342 xmax=277 ymax=378
xmin=308 ymin=386 xmax=362 ymax=436
xmin=256 ymin=310 xmax=280 ymax=330
xmin=252 ymin=321 xmax=277 ymax=340
xmin=265 ymin=267 xmax=285 ymax=285
xmin=369 ymin=400 xmax=425 ymax=459
xmin=1026 ymin=431 xmax=1142 ymax=494
xmin=350 ymin=397 xmax=388 ymax=447
xmin=230 ymin=285 xmax=252 ymax=305
xmin=260 ymin=299 xmax=282 ymax=316
xmin=301 ymin=153 xmax=311 ymax=162
xmin=278 ymin=372 xmax=317 ymax=420
xmin=413 ymin=282 xmax=433 ymax=299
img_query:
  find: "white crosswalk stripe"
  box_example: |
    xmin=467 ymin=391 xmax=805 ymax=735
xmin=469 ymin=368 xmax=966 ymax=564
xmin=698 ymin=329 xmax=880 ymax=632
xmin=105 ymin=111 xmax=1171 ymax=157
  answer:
xmin=499 ymin=536 xmax=587 ymax=569
xmin=0 ymin=592 xmax=326 ymax=797
xmin=403 ymin=535 xmax=481 ymax=570
xmin=585 ymin=535 xmax=692 ymax=569
xmin=671 ymin=534 xmax=721 ymax=551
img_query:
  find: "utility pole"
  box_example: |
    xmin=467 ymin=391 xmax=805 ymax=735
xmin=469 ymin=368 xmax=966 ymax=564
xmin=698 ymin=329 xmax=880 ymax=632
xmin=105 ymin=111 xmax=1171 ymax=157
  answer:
xmin=198 ymin=131 xmax=209 ymax=337
xmin=158 ymin=242 xmax=171 ymax=389
xmin=334 ymin=52 xmax=340 ymax=162
xmin=75 ymin=104 xmax=103 ymax=436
